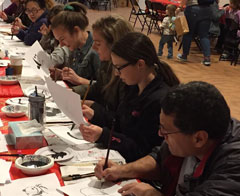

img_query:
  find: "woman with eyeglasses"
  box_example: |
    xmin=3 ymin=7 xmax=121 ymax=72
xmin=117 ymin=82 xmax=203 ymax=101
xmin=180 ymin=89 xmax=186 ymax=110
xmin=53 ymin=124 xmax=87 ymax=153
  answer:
xmin=80 ymin=32 xmax=180 ymax=163
xmin=11 ymin=0 xmax=54 ymax=46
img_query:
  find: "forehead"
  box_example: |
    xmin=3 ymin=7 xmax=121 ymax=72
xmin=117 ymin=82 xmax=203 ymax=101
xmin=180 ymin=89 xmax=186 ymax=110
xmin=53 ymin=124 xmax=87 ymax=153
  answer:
xmin=53 ymin=26 xmax=71 ymax=37
xmin=26 ymin=1 xmax=40 ymax=8
xmin=93 ymin=30 xmax=106 ymax=41
xmin=160 ymin=111 xmax=177 ymax=128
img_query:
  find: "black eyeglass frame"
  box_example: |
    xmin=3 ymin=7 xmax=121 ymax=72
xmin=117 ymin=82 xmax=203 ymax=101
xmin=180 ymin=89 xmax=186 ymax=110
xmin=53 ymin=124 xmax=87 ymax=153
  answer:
xmin=159 ymin=125 xmax=181 ymax=136
xmin=112 ymin=62 xmax=132 ymax=74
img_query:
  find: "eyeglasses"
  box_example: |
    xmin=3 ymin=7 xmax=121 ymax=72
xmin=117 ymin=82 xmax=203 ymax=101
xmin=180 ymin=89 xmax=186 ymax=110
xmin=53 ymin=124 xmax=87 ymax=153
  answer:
xmin=112 ymin=62 xmax=132 ymax=74
xmin=159 ymin=124 xmax=181 ymax=136
xmin=25 ymin=8 xmax=41 ymax=15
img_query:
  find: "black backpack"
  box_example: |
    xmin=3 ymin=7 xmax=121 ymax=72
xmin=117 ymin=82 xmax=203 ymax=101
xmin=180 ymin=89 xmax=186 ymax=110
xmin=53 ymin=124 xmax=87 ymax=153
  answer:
xmin=198 ymin=0 xmax=214 ymax=6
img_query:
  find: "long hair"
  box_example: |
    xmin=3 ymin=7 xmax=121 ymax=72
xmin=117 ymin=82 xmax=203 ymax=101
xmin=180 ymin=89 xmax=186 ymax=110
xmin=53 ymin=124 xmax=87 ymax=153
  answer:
xmin=111 ymin=32 xmax=180 ymax=87
xmin=92 ymin=15 xmax=134 ymax=96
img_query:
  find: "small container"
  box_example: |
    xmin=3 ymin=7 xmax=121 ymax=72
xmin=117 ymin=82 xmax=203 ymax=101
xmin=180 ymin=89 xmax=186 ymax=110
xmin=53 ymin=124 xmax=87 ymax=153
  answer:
xmin=28 ymin=90 xmax=46 ymax=125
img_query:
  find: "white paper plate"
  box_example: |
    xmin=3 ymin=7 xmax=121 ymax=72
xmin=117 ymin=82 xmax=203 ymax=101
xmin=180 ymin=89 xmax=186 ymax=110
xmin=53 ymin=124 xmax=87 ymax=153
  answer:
xmin=0 ymin=76 xmax=18 ymax=85
xmin=24 ymin=85 xmax=51 ymax=98
xmin=5 ymin=97 xmax=29 ymax=107
xmin=35 ymin=145 xmax=74 ymax=162
xmin=1 ymin=105 xmax=27 ymax=117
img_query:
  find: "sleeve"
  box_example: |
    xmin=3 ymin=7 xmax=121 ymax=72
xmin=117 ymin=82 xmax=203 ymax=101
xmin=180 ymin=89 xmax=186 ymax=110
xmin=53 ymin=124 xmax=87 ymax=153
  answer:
xmin=21 ymin=19 xmax=47 ymax=46
xmin=4 ymin=15 xmax=15 ymax=23
xmin=96 ymin=101 xmax=163 ymax=162
xmin=3 ymin=3 xmax=17 ymax=15
xmin=39 ymin=34 xmax=52 ymax=52
xmin=160 ymin=17 xmax=169 ymax=28
xmin=49 ymin=46 xmax=70 ymax=66
xmin=16 ymin=28 xmax=27 ymax=42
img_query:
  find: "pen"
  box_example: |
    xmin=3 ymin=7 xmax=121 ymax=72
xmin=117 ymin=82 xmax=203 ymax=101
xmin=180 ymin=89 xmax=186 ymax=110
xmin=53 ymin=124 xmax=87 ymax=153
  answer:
xmin=81 ymin=78 xmax=93 ymax=106
xmin=62 ymin=172 xmax=95 ymax=181
xmin=54 ymin=68 xmax=57 ymax=82
xmin=103 ymin=118 xmax=116 ymax=170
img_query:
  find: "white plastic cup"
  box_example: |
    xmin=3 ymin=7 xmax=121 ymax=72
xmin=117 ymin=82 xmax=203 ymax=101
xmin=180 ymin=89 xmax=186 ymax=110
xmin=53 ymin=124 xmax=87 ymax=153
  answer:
xmin=10 ymin=55 xmax=23 ymax=75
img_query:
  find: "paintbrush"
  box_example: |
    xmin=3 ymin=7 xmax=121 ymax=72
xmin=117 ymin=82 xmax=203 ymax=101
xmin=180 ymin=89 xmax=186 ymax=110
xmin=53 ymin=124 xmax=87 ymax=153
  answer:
xmin=54 ymin=68 xmax=57 ymax=82
xmin=103 ymin=118 xmax=116 ymax=170
xmin=81 ymin=78 xmax=93 ymax=106
xmin=0 ymin=153 xmax=26 ymax=157
xmin=62 ymin=172 xmax=95 ymax=181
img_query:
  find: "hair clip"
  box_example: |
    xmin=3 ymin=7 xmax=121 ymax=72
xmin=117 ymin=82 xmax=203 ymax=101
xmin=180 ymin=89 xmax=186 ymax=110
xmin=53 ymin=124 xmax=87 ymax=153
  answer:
xmin=64 ymin=5 xmax=74 ymax=11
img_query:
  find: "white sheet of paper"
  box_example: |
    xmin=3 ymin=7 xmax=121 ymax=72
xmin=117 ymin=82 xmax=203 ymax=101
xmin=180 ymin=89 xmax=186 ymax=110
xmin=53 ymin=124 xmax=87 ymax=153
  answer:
xmin=0 ymin=133 xmax=8 ymax=152
xmin=0 ymin=159 xmax=11 ymax=184
xmin=45 ymin=76 xmax=87 ymax=126
xmin=57 ymin=177 xmax=122 ymax=196
xmin=48 ymin=126 xmax=90 ymax=146
xmin=0 ymin=60 xmax=10 ymax=67
xmin=25 ymin=41 xmax=51 ymax=80
xmin=0 ymin=118 xmax=3 ymax=127
xmin=1 ymin=173 xmax=63 ymax=196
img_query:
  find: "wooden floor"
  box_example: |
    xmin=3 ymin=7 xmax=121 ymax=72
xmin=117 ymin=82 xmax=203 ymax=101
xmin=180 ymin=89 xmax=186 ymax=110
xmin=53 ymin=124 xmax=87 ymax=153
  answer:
xmin=87 ymin=7 xmax=240 ymax=120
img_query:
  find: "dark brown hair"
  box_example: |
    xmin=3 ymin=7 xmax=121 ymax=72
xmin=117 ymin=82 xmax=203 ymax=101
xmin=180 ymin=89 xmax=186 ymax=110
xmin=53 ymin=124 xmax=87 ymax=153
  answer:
xmin=51 ymin=2 xmax=88 ymax=34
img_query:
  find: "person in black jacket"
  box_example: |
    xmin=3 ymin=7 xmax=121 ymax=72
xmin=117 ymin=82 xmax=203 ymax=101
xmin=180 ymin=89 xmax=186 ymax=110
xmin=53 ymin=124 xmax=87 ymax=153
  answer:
xmin=80 ymin=32 xmax=180 ymax=163
xmin=94 ymin=81 xmax=240 ymax=196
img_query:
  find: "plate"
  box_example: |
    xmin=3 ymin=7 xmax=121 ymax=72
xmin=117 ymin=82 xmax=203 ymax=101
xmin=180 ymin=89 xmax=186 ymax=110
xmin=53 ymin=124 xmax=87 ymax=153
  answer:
xmin=0 ymin=76 xmax=18 ymax=85
xmin=24 ymin=85 xmax=51 ymax=99
xmin=1 ymin=105 xmax=27 ymax=117
xmin=5 ymin=97 xmax=29 ymax=107
xmin=35 ymin=145 xmax=74 ymax=162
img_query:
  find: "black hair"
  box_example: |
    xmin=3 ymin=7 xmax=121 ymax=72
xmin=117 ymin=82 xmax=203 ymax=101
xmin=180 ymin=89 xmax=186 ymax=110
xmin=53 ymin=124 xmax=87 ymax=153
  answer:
xmin=47 ymin=4 xmax=64 ymax=24
xmin=111 ymin=32 xmax=180 ymax=87
xmin=162 ymin=81 xmax=231 ymax=139
xmin=26 ymin=0 xmax=46 ymax=9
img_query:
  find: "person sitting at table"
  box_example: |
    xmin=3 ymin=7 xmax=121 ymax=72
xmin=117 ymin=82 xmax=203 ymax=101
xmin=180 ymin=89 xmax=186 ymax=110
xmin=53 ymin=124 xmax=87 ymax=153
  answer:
xmin=158 ymin=4 xmax=177 ymax=59
xmin=0 ymin=0 xmax=31 ymax=27
xmin=94 ymin=81 xmax=240 ymax=196
xmin=11 ymin=0 xmax=50 ymax=46
xmin=66 ymin=15 xmax=133 ymax=112
xmin=49 ymin=2 xmax=100 ymax=87
xmin=39 ymin=4 xmax=71 ymax=68
xmin=80 ymin=32 xmax=180 ymax=163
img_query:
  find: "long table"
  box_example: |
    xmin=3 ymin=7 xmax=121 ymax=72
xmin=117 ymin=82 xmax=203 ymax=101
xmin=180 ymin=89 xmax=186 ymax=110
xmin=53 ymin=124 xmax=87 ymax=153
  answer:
xmin=150 ymin=0 xmax=181 ymax=7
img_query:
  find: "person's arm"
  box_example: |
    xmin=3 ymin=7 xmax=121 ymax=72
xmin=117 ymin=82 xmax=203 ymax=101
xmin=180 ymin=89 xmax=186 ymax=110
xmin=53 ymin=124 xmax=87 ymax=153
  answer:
xmin=94 ymin=155 xmax=161 ymax=181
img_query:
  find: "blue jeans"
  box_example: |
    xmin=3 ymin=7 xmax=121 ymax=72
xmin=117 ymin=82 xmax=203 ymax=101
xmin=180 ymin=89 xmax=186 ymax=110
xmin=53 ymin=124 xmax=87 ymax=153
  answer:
xmin=158 ymin=35 xmax=174 ymax=57
xmin=182 ymin=5 xmax=211 ymax=58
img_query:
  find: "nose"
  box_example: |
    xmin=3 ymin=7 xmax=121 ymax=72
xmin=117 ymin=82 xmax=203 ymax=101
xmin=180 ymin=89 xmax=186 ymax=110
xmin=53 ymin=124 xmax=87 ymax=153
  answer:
xmin=92 ymin=42 xmax=98 ymax=51
xmin=158 ymin=130 xmax=165 ymax=138
xmin=59 ymin=41 xmax=65 ymax=47
xmin=114 ymin=69 xmax=119 ymax=76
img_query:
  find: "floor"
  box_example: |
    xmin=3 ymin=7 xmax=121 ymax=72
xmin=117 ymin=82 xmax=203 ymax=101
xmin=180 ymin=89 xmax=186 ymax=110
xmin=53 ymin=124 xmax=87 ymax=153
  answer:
xmin=86 ymin=7 xmax=240 ymax=120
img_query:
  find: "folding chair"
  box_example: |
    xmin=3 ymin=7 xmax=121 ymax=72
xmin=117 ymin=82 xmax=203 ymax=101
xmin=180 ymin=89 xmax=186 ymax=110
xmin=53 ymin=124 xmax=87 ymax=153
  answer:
xmin=128 ymin=0 xmax=148 ymax=31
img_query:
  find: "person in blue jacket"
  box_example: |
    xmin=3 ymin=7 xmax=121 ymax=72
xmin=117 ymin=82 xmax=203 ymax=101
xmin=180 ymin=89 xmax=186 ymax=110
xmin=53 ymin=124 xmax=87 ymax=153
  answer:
xmin=11 ymin=0 xmax=48 ymax=46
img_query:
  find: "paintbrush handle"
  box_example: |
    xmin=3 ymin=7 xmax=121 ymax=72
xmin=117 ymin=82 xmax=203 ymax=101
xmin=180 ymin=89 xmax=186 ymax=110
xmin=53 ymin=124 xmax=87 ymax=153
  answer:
xmin=81 ymin=78 xmax=93 ymax=106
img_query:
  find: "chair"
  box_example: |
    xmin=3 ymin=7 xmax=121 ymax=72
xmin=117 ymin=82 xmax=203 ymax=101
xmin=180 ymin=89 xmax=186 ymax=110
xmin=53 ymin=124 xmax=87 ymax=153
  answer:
xmin=128 ymin=0 xmax=148 ymax=31
xmin=219 ymin=18 xmax=240 ymax=66
xmin=145 ymin=1 xmax=166 ymax=34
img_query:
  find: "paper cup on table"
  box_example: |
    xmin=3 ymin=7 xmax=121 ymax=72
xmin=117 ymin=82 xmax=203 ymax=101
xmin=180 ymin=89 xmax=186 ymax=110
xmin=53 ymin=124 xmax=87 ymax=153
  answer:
xmin=10 ymin=55 xmax=23 ymax=75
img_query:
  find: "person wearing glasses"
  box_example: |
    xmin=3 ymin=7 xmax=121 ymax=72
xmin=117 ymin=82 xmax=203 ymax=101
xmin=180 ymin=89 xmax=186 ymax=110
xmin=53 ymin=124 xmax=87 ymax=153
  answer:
xmin=94 ymin=81 xmax=240 ymax=196
xmin=80 ymin=32 xmax=180 ymax=163
xmin=11 ymin=0 xmax=52 ymax=45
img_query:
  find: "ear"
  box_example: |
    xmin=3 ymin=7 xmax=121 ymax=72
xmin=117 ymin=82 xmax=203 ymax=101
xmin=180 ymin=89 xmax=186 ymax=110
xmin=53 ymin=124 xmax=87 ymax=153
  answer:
xmin=193 ymin=130 xmax=209 ymax=148
xmin=137 ymin=59 xmax=146 ymax=69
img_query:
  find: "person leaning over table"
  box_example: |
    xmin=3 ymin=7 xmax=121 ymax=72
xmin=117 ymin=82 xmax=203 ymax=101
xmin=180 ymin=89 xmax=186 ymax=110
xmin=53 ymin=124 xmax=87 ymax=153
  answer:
xmin=49 ymin=2 xmax=100 ymax=88
xmin=80 ymin=32 xmax=180 ymax=163
xmin=39 ymin=4 xmax=71 ymax=68
xmin=70 ymin=15 xmax=133 ymax=112
xmin=11 ymin=0 xmax=50 ymax=46
xmin=94 ymin=81 xmax=240 ymax=196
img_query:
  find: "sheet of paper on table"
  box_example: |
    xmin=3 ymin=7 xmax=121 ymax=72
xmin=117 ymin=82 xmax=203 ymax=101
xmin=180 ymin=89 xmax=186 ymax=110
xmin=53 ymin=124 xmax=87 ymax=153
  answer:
xmin=0 ymin=132 xmax=8 ymax=152
xmin=0 ymin=159 xmax=11 ymax=184
xmin=1 ymin=173 xmax=63 ymax=196
xmin=45 ymin=76 xmax=87 ymax=126
xmin=48 ymin=126 xmax=90 ymax=146
xmin=25 ymin=41 xmax=51 ymax=80
xmin=57 ymin=176 xmax=122 ymax=196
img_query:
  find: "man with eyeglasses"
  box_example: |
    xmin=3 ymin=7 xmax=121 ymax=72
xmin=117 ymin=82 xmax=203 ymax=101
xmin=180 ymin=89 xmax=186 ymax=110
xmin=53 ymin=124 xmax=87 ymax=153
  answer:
xmin=94 ymin=81 xmax=240 ymax=196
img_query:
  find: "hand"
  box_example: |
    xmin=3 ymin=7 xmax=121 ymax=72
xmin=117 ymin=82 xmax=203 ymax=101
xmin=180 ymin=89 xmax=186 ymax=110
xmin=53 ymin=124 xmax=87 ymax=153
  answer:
xmin=0 ymin=11 xmax=7 ymax=21
xmin=79 ymin=123 xmax=102 ymax=143
xmin=62 ymin=67 xmax=82 ymax=85
xmin=82 ymin=104 xmax=94 ymax=120
xmin=175 ymin=7 xmax=182 ymax=16
xmin=39 ymin=23 xmax=50 ymax=35
xmin=11 ymin=25 xmax=20 ymax=35
xmin=49 ymin=67 xmax=62 ymax=80
xmin=119 ymin=182 xmax=163 ymax=196
xmin=14 ymin=17 xmax=23 ymax=29
xmin=94 ymin=159 xmax=122 ymax=181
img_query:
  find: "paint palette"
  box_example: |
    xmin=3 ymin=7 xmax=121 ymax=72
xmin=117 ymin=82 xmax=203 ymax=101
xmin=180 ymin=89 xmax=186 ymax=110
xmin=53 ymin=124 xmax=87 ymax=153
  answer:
xmin=5 ymin=97 xmax=29 ymax=107
xmin=0 ymin=76 xmax=18 ymax=85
